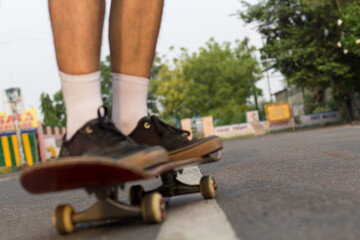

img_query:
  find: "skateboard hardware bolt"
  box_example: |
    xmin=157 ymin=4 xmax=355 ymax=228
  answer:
xmin=144 ymin=122 xmax=151 ymax=129
xmin=85 ymin=127 xmax=93 ymax=134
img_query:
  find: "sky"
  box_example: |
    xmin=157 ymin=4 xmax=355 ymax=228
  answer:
xmin=0 ymin=0 xmax=284 ymax=120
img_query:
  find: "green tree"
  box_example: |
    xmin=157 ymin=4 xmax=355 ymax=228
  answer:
xmin=338 ymin=3 xmax=360 ymax=55
xmin=150 ymin=56 xmax=189 ymax=120
xmin=99 ymin=56 xmax=113 ymax=116
xmin=333 ymin=1 xmax=360 ymax=119
xmin=151 ymin=38 xmax=263 ymax=125
xmin=40 ymin=93 xmax=61 ymax=126
xmin=240 ymin=0 xmax=360 ymax=118
xmin=148 ymin=54 xmax=162 ymax=115
xmin=53 ymin=90 xmax=66 ymax=126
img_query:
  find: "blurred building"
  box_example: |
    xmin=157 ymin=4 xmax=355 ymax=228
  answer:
xmin=273 ymin=85 xmax=304 ymax=104
xmin=273 ymin=85 xmax=332 ymax=105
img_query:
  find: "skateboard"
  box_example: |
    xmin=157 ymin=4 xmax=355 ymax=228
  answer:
xmin=20 ymin=154 xmax=220 ymax=235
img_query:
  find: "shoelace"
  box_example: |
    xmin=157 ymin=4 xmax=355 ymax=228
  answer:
xmin=97 ymin=106 xmax=127 ymax=144
xmin=151 ymin=116 xmax=190 ymax=138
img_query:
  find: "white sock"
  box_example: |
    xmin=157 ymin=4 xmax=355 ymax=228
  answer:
xmin=111 ymin=73 xmax=149 ymax=135
xmin=60 ymin=71 xmax=103 ymax=140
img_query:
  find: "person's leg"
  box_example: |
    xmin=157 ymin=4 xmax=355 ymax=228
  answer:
xmin=48 ymin=0 xmax=168 ymax=167
xmin=49 ymin=0 xmax=105 ymax=139
xmin=108 ymin=0 xmax=222 ymax=161
xmin=109 ymin=0 xmax=164 ymax=135
xmin=49 ymin=0 xmax=105 ymax=74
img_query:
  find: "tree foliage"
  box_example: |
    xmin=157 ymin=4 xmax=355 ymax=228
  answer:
xmin=100 ymin=56 xmax=112 ymax=116
xmin=40 ymin=93 xmax=62 ymax=126
xmin=239 ymin=0 xmax=360 ymax=118
xmin=338 ymin=2 xmax=360 ymax=56
xmin=147 ymin=54 xmax=162 ymax=115
xmin=151 ymin=38 xmax=263 ymax=125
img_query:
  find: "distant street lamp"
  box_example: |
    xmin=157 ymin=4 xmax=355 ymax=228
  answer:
xmin=5 ymin=88 xmax=26 ymax=166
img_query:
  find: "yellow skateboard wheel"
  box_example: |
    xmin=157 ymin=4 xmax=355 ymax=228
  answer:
xmin=200 ymin=175 xmax=217 ymax=199
xmin=141 ymin=193 xmax=166 ymax=223
xmin=52 ymin=204 xmax=75 ymax=235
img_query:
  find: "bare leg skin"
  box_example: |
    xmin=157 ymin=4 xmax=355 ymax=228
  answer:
xmin=109 ymin=0 xmax=164 ymax=77
xmin=48 ymin=0 xmax=105 ymax=74
xmin=48 ymin=0 xmax=105 ymax=139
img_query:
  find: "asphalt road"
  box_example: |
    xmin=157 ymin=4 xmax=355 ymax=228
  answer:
xmin=1 ymin=125 xmax=359 ymax=240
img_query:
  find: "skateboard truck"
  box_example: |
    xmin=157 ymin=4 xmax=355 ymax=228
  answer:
xmin=129 ymin=170 xmax=217 ymax=205
xmin=52 ymin=186 xmax=166 ymax=235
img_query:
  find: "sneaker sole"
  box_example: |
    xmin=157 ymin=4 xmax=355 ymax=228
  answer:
xmin=168 ymin=136 xmax=223 ymax=161
xmin=120 ymin=146 xmax=169 ymax=169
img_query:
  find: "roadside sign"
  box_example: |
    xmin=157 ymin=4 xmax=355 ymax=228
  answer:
xmin=265 ymin=103 xmax=292 ymax=123
xmin=0 ymin=107 xmax=38 ymax=134
xmin=265 ymin=103 xmax=294 ymax=133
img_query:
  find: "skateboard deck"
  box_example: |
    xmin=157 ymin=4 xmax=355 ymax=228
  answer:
xmin=21 ymin=155 xmax=219 ymax=194
xmin=20 ymin=154 xmax=220 ymax=235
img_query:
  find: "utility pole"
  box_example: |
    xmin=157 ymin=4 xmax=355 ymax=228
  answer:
xmin=261 ymin=35 xmax=273 ymax=103
xmin=244 ymin=37 xmax=259 ymax=110
xmin=5 ymin=88 xmax=26 ymax=166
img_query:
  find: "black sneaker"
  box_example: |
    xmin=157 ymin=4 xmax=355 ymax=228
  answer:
xmin=59 ymin=107 xmax=168 ymax=169
xmin=129 ymin=116 xmax=223 ymax=161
